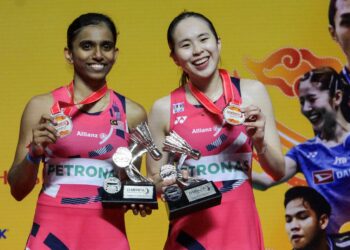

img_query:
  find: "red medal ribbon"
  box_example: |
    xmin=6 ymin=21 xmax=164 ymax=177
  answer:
xmin=51 ymin=81 xmax=108 ymax=116
xmin=188 ymin=69 xmax=241 ymax=119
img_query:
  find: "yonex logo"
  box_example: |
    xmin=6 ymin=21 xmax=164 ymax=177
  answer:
xmin=174 ymin=116 xmax=187 ymax=125
xmin=306 ymin=151 xmax=318 ymax=158
xmin=0 ymin=229 xmax=8 ymax=239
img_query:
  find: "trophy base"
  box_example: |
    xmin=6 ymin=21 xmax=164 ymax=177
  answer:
xmin=101 ymin=182 xmax=158 ymax=209
xmin=165 ymin=180 xmax=222 ymax=220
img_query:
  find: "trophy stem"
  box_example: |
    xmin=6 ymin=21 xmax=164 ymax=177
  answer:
xmin=168 ymin=152 xmax=176 ymax=165
xmin=130 ymin=163 xmax=151 ymax=183
xmin=131 ymin=148 xmax=147 ymax=164
xmin=129 ymin=142 xmax=138 ymax=153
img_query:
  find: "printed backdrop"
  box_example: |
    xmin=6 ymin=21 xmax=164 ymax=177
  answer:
xmin=0 ymin=1 xmax=345 ymax=249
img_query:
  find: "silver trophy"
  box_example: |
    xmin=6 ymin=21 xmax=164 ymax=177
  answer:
xmin=161 ymin=131 xmax=201 ymax=186
xmin=160 ymin=131 xmax=222 ymax=220
xmin=102 ymin=122 xmax=162 ymax=209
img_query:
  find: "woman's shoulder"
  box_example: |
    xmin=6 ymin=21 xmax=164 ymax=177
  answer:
xmin=240 ymin=78 xmax=266 ymax=92
xmin=125 ymin=97 xmax=146 ymax=114
xmin=239 ymin=78 xmax=269 ymax=106
xmin=125 ymin=102 xmax=147 ymax=129
xmin=26 ymin=92 xmax=54 ymax=111
xmin=151 ymin=95 xmax=171 ymax=113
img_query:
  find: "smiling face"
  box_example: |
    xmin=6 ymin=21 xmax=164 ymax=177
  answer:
xmin=170 ymin=17 xmax=221 ymax=83
xmin=298 ymin=79 xmax=334 ymax=133
xmin=330 ymin=0 xmax=350 ymax=62
xmin=65 ymin=22 xmax=118 ymax=86
xmin=285 ymin=198 xmax=325 ymax=250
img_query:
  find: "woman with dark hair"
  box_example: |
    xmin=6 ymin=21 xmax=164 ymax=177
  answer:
xmin=8 ymin=13 xmax=147 ymax=249
xmin=147 ymin=11 xmax=284 ymax=249
xmin=253 ymin=66 xmax=350 ymax=234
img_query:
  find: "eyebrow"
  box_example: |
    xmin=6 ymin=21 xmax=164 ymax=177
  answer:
xmin=340 ymin=13 xmax=350 ymax=21
xmin=79 ymin=40 xmax=114 ymax=44
xmin=177 ymin=32 xmax=211 ymax=44
xmin=285 ymin=210 xmax=309 ymax=218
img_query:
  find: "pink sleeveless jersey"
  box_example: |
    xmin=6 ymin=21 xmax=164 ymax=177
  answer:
xmin=164 ymin=78 xmax=265 ymax=250
xmin=26 ymin=86 xmax=130 ymax=250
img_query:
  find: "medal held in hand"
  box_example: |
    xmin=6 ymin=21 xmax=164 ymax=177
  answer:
xmin=188 ymin=69 xmax=245 ymax=126
xmin=101 ymin=122 xmax=162 ymax=209
xmin=160 ymin=131 xmax=222 ymax=220
xmin=51 ymin=112 xmax=73 ymax=138
xmin=222 ymin=103 xmax=245 ymax=125
xmin=50 ymin=81 xmax=109 ymax=138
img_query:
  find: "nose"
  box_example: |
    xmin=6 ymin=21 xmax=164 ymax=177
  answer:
xmin=288 ymin=218 xmax=300 ymax=232
xmin=93 ymin=47 xmax=103 ymax=61
xmin=192 ymin=42 xmax=203 ymax=55
xmin=302 ymin=101 xmax=312 ymax=113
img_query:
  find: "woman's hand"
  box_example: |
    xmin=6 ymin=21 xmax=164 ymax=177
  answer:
xmin=30 ymin=114 xmax=58 ymax=156
xmin=123 ymin=204 xmax=153 ymax=217
xmin=242 ymin=105 xmax=266 ymax=147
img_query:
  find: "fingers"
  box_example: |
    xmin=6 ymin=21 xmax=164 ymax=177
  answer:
xmin=39 ymin=114 xmax=57 ymax=125
xmin=127 ymin=204 xmax=153 ymax=217
xmin=180 ymin=169 xmax=189 ymax=179
xmin=161 ymin=178 xmax=177 ymax=193
xmin=161 ymin=194 xmax=166 ymax=202
xmin=241 ymin=105 xmax=266 ymax=141
xmin=242 ymin=105 xmax=263 ymax=123
xmin=31 ymin=114 xmax=59 ymax=154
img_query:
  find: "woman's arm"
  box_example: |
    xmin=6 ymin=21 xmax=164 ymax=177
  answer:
xmin=252 ymin=157 xmax=298 ymax=190
xmin=241 ymin=79 xmax=285 ymax=180
xmin=125 ymin=98 xmax=148 ymax=171
xmin=146 ymin=95 xmax=172 ymax=194
xmin=8 ymin=94 xmax=57 ymax=201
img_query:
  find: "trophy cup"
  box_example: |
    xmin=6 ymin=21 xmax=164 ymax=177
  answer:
xmin=160 ymin=131 xmax=222 ymax=220
xmin=101 ymin=122 xmax=162 ymax=209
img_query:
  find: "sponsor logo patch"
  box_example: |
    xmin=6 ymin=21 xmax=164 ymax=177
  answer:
xmin=76 ymin=131 xmax=98 ymax=138
xmin=173 ymin=102 xmax=184 ymax=114
xmin=313 ymin=169 xmax=334 ymax=184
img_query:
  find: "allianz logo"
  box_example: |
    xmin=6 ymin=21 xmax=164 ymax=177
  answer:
xmin=76 ymin=131 xmax=107 ymax=139
xmin=192 ymin=126 xmax=220 ymax=134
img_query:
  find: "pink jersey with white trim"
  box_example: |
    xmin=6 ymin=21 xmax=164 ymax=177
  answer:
xmin=39 ymin=86 xmax=129 ymax=209
xmin=165 ymin=77 xmax=265 ymax=250
xmin=26 ymin=85 xmax=131 ymax=250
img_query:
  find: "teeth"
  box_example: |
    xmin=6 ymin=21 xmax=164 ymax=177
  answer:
xmin=193 ymin=57 xmax=208 ymax=65
xmin=309 ymin=115 xmax=318 ymax=120
xmin=90 ymin=64 xmax=104 ymax=70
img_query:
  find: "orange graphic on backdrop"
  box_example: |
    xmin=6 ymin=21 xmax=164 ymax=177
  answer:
xmin=245 ymin=48 xmax=342 ymax=186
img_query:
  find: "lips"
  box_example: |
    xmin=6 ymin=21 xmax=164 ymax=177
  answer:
xmin=192 ymin=56 xmax=209 ymax=66
xmin=88 ymin=63 xmax=106 ymax=71
xmin=306 ymin=111 xmax=321 ymax=124
xmin=291 ymin=234 xmax=303 ymax=241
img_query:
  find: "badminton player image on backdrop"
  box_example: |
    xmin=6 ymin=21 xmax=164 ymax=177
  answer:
xmin=253 ymin=67 xmax=350 ymax=234
xmin=7 ymin=13 xmax=149 ymax=250
xmin=329 ymin=0 xmax=350 ymax=122
xmin=284 ymin=186 xmax=350 ymax=250
xmin=147 ymin=11 xmax=285 ymax=249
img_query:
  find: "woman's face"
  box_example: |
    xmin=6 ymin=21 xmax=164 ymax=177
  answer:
xmin=285 ymin=199 xmax=325 ymax=250
xmin=66 ymin=22 xmax=118 ymax=84
xmin=171 ymin=17 xmax=221 ymax=82
xmin=298 ymin=80 xmax=334 ymax=133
